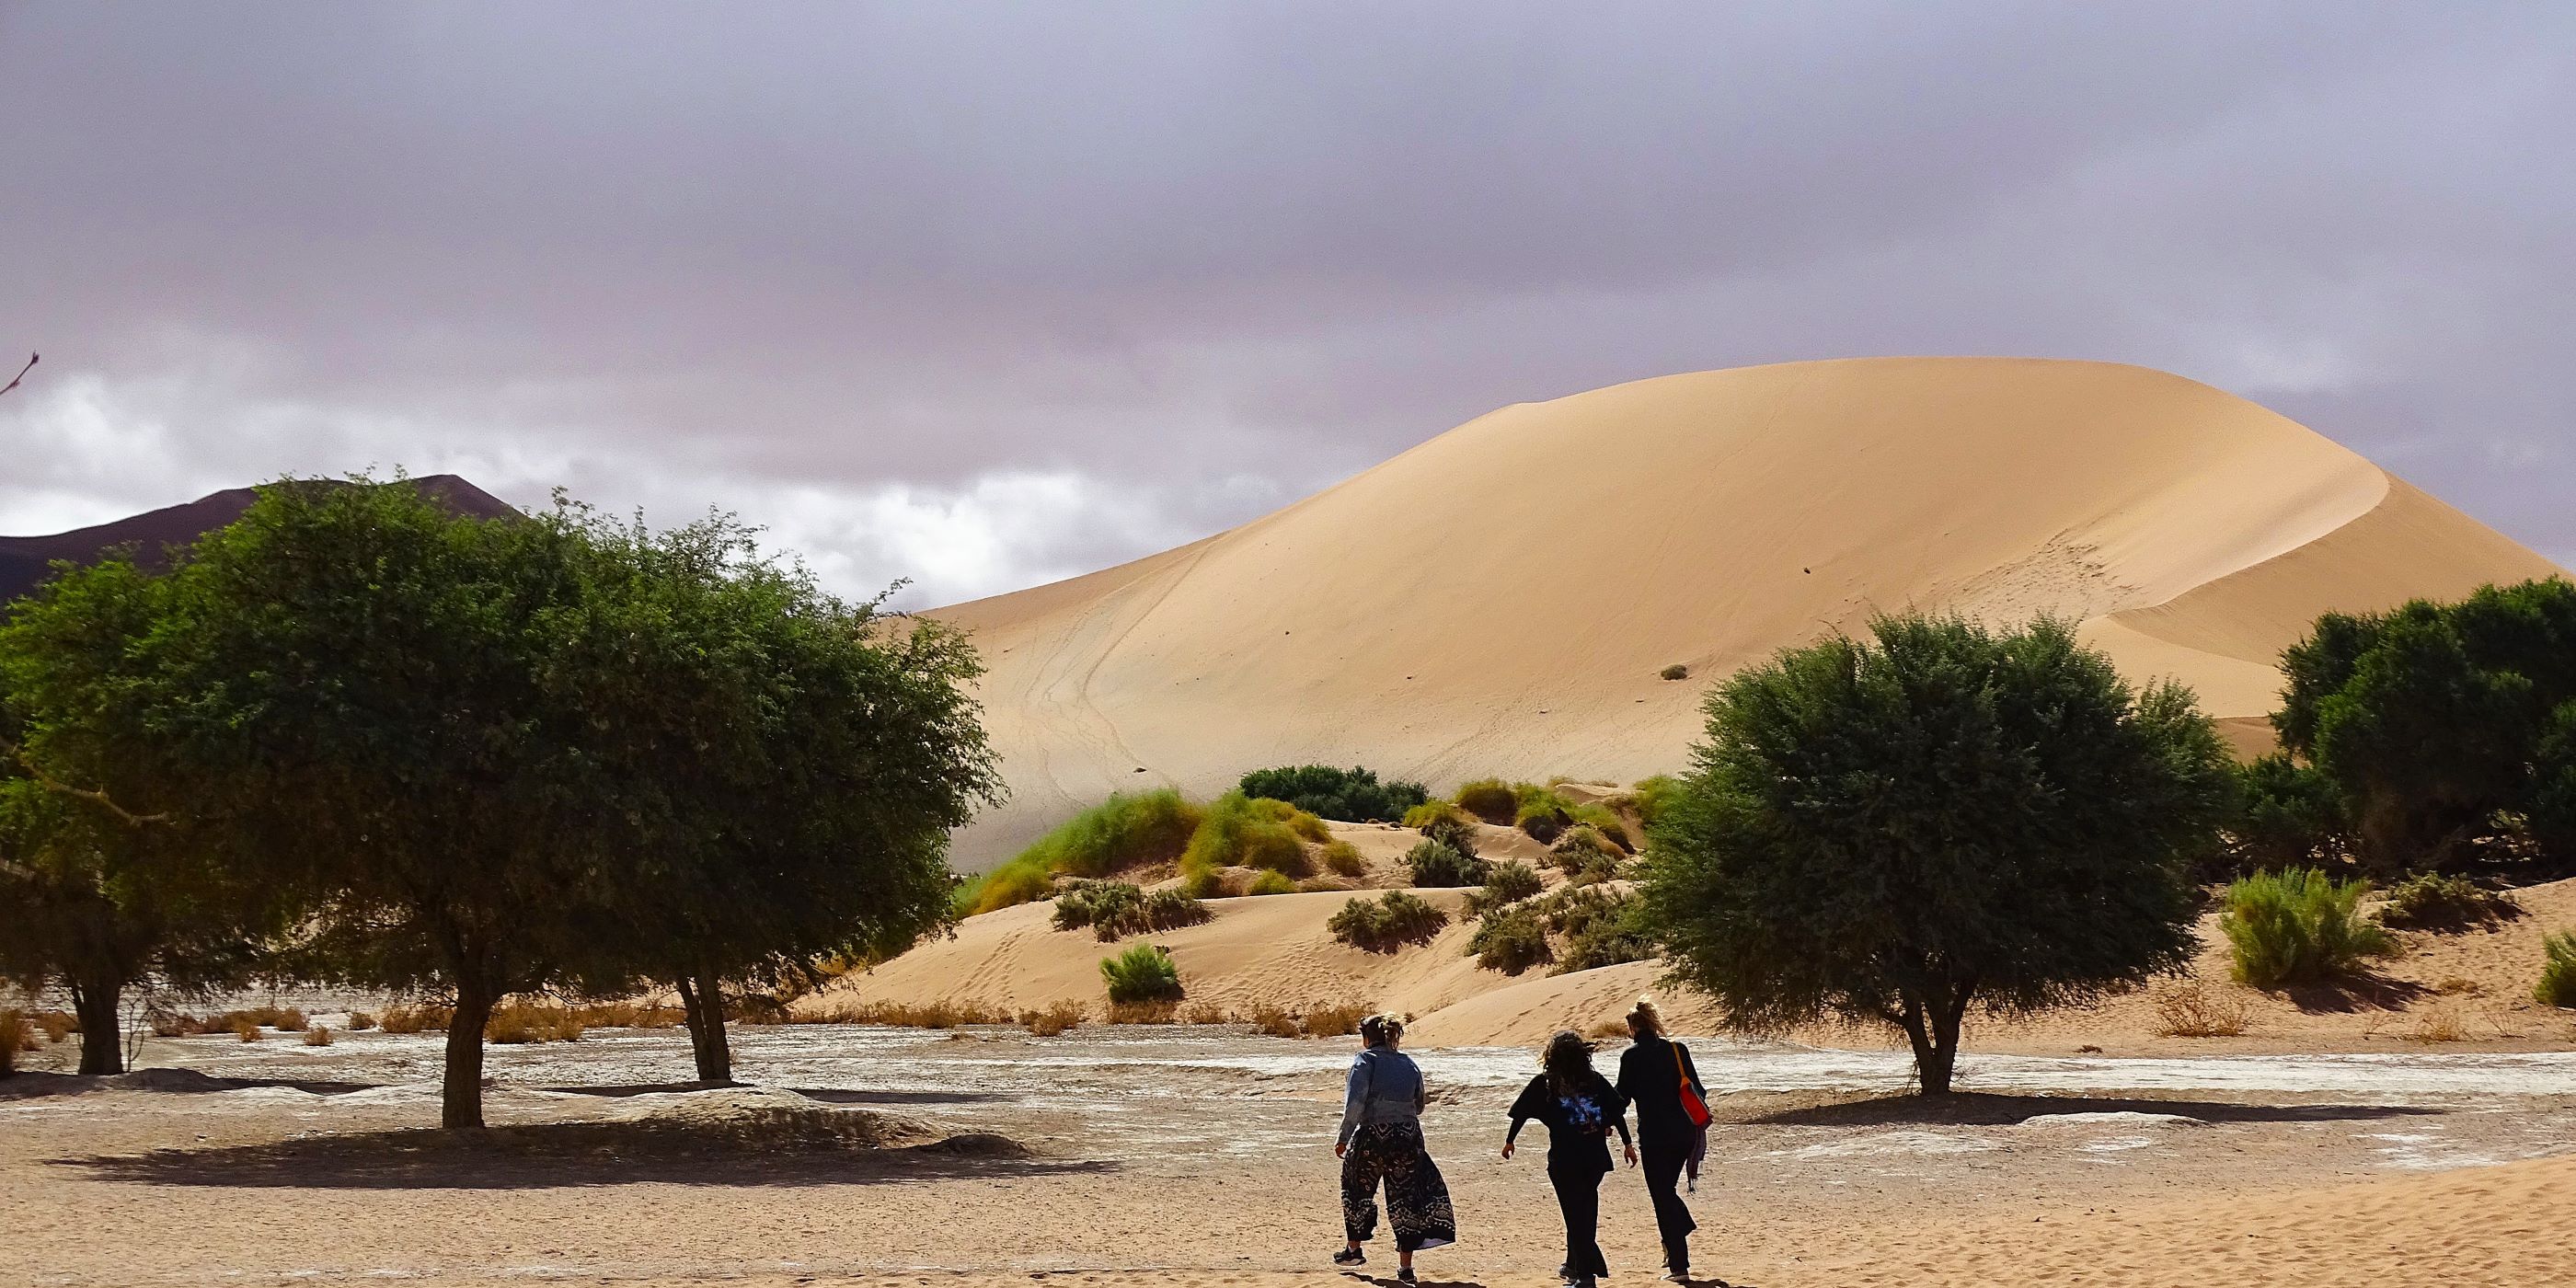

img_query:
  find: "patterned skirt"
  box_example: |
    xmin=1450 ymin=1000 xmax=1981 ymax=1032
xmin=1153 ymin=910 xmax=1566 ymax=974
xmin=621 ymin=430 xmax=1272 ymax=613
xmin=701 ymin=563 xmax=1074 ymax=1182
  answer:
xmin=1341 ymin=1121 xmax=1457 ymax=1252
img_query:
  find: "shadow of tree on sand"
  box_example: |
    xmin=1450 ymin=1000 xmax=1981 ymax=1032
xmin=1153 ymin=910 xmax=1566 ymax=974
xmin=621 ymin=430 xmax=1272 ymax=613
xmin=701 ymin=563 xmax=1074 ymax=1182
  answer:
xmin=1742 ymin=1091 xmax=2441 ymax=1129
xmin=535 ymin=1082 xmax=1009 ymax=1107
xmin=59 ymin=1110 xmax=1110 ymax=1190
xmin=2281 ymin=973 xmax=2431 ymax=1014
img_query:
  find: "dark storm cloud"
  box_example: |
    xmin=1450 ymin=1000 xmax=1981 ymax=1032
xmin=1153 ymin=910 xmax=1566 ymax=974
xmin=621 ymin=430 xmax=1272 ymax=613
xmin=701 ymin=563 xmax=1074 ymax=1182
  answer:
xmin=2 ymin=1 xmax=2568 ymax=604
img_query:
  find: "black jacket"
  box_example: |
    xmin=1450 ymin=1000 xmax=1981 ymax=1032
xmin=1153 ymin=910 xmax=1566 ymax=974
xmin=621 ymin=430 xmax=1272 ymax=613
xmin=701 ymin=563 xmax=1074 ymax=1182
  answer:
xmin=1614 ymin=1035 xmax=1707 ymax=1146
xmin=1507 ymin=1069 xmax=1631 ymax=1175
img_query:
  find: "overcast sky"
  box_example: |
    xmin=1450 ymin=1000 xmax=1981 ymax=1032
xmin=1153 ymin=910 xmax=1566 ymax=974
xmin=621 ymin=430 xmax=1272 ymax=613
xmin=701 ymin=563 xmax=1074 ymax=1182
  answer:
xmin=3 ymin=2 xmax=2569 ymax=606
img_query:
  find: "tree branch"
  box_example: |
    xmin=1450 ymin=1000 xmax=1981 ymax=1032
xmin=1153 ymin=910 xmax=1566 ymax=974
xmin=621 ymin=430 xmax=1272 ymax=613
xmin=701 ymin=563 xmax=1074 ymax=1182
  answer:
xmin=4 ymin=741 xmax=167 ymax=826
xmin=0 ymin=352 xmax=33 ymax=398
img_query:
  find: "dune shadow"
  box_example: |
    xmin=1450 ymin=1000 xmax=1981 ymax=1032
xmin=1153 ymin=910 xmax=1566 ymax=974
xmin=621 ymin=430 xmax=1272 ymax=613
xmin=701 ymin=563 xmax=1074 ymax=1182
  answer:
xmin=2282 ymin=974 xmax=2430 ymax=1014
xmin=0 ymin=1070 xmax=378 ymax=1100
xmin=57 ymin=1111 xmax=1109 ymax=1190
xmin=1741 ymin=1091 xmax=2441 ymax=1128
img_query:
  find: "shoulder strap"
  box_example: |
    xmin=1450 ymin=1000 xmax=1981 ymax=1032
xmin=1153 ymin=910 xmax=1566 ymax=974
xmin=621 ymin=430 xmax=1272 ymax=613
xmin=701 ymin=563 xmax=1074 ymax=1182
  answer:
xmin=1672 ymin=1041 xmax=1690 ymax=1089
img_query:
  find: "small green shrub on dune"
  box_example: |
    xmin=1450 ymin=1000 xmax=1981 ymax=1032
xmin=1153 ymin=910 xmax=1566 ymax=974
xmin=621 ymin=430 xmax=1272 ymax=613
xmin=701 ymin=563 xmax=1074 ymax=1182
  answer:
xmin=1557 ymin=894 xmax=1655 ymax=973
xmin=1416 ymin=813 xmax=1481 ymax=862
xmin=1100 ymin=943 xmax=1185 ymax=1005
xmin=1514 ymin=787 xmax=1576 ymax=844
xmin=2221 ymin=868 xmax=2398 ymax=989
xmin=2538 ymin=932 xmax=2576 ymax=1008
xmin=1630 ymin=774 xmax=1682 ymax=827
xmin=1548 ymin=824 xmax=1623 ymax=874
xmin=1182 ymin=791 xmax=1324 ymax=883
xmin=1406 ymin=838 xmax=1489 ymax=889
xmin=1469 ymin=904 xmax=1554 ymax=975
xmin=962 ymin=788 xmax=1206 ymax=915
xmin=1570 ymin=804 xmax=1633 ymax=852
xmin=1247 ymin=869 xmax=1297 ymax=896
xmin=1053 ymin=880 xmax=1213 ymax=939
xmin=1236 ymin=765 xmax=1430 ymax=823
xmin=1403 ymin=800 xmax=1472 ymax=830
xmin=1322 ymin=839 xmax=1367 ymax=878
xmin=1329 ymin=891 xmax=1450 ymax=953
xmin=1454 ymin=778 xmax=1518 ymax=824
xmin=1468 ymin=859 xmax=1544 ymax=914
xmin=2376 ymin=872 xmax=2522 ymax=931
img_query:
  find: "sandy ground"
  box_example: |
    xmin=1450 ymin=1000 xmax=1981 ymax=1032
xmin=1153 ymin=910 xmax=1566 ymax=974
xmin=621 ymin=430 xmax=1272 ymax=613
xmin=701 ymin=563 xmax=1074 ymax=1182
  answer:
xmin=931 ymin=357 xmax=2565 ymax=866
xmin=6 ymin=1019 xmax=2576 ymax=1287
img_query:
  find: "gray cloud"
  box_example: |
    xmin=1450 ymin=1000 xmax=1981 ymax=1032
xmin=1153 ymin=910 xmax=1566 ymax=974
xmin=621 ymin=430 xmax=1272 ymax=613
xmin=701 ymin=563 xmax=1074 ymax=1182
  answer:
xmin=2 ymin=1 xmax=2568 ymax=605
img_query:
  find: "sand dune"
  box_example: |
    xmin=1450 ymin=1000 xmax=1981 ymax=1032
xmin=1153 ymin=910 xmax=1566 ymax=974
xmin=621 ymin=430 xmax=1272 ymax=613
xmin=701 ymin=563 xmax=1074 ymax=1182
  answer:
xmin=936 ymin=358 xmax=2563 ymax=868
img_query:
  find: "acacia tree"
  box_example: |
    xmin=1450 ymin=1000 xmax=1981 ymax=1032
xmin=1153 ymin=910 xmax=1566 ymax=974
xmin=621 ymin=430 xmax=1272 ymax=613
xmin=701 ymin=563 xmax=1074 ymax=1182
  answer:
xmin=2274 ymin=580 xmax=2576 ymax=874
xmin=559 ymin=514 xmax=998 ymax=1083
xmin=1639 ymin=615 xmax=2233 ymax=1094
xmin=1 ymin=559 xmax=268 ymax=1074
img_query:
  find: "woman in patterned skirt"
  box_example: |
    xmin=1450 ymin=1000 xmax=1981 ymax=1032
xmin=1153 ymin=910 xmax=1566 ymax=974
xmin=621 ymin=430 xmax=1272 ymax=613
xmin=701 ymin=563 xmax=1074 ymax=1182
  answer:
xmin=1333 ymin=1012 xmax=1456 ymax=1281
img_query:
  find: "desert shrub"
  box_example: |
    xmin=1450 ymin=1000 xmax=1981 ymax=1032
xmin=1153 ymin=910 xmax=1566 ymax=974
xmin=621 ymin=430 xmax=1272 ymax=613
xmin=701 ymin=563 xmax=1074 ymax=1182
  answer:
xmin=303 ymin=1025 xmax=335 ymax=1047
xmin=1514 ymin=787 xmax=1576 ymax=843
xmin=486 ymin=1003 xmax=586 ymax=1044
xmin=2211 ymin=753 xmax=2352 ymax=879
xmin=1302 ymin=1002 xmax=1370 ymax=1038
xmin=962 ymin=788 xmax=1207 ymax=914
xmin=1454 ymin=778 xmax=1518 ymax=824
xmin=1405 ymin=839 xmax=1488 ymax=889
xmin=234 ymin=1018 xmax=261 ymax=1041
xmin=2539 ymin=932 xmax=2576 ymax=1008
xmin=1469 ymin=859 xmax=1544 ymax=913
xmin=1246 ymin=869 xmax=1297 ymax=896
xmin=1329 ymin=891 xmax=1450 ymax=953
xmin=2150 ymin=982 xmax=2250 ymax=1037
xmin=1247 ymin=1003 xmax=1302 ymax=1038
xmin=1554 ymin=890 xmax=1654 ymax=973
xmin=377 ymin=1004 xmax=453 ymax=1034
xmin=1054 ymin=880 xmax=1211 ymax=939
xmin=270 ymin=1007 xmax=308 ymax=1032
xmin=1416 ymin=813 xmax=1482 ymax=863
xmin=345 ymin=1011 xmax=377 ymax=1031
xmin=1179 ymin=1001 xmax=1230 ymax=1025
xmin=1177 ymin=867 xmax=1222 ymax=899
xmin=0 ymin=1010 xmax=23 ymax=1075
xmin=1182 ymin=791 xmax=1323 ymax=881
xmin=2220 ymin=868 xmax=2398 ymax=989
xmin=1569 ymin=851 xmax=1624 ymax=886
xmin=1570 ymin=804 xmax=1633 ymax=852
xmin=826 ymin=998 xmax=1008 ymax=1028
xmin=1019 ymin=1000 xmax=1085 ymax=1037
xmin=1104 ymin=999 xmax=1180 ymax=1024
xmin=1236 ymin=765 xmax=1430 ymax=823
xmin=1298 ymin=876 xmax=1357 ymax=892
xmin=29 ymin=1010 xmax=77 ymax=1042
xmin=956 ymin=857 xmax=1059 ymax=917
xmin=570 ymin=1001 xmax=684 ymax=1029
xmin=1661 ymin=663 xmax=1690 ymax=681
xmin=1470 ymin=904 xmax=1554 ymax=975
xmin=1322 ymin=839 xmax=1367 ymax=878
xmin=1100 ymin=943 xmax=1185 ymax=1005
xmin=2376 ymin=872 xmax=2522 ymax=931
xmin=1548 ymin=824 xmax=1623 ymax=874
xmin=1630 ymin=774 xmax=1682 ymax=827
xmin=1402 ymin=800 xmax=1469 ymax=830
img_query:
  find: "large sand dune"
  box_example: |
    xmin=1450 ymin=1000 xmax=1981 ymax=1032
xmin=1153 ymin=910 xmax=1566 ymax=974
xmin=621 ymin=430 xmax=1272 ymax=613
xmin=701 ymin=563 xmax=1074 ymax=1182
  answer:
xmin=937 ymin=358 xmax=2562 ymax=868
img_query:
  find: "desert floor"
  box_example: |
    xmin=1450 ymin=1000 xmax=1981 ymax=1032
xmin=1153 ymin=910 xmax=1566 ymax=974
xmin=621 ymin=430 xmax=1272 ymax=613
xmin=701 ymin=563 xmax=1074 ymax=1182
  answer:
xmin=6 ymin=1021 xmax=2576 ymax=1287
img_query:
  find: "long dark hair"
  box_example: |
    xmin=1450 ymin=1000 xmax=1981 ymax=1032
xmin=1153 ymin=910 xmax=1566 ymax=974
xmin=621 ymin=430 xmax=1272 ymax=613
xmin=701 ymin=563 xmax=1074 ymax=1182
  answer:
xmin=1542 ymin=1029 xmax=1594 ymax=1092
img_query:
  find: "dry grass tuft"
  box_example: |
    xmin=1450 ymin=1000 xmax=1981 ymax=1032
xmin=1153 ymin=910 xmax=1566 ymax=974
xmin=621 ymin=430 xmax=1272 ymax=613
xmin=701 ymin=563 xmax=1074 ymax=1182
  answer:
xmin=302 ymin=1025 xmax=334 ymax=1047
xmin=378 ymin=1004 xmax=454 ymax=1034
xmin=2407 ymin=1007 xmax=2470 ymax=1044
xmin=1179 ymin=1001 xmax=1230 ymax=1025
xmin=2150 ymin=982 xmax=2251 ymax=1038
xmin=345 ymin=1011 xmax=377 ymax=1031
xmin=1018 ymin=1000 xmax=1085 ymax=1037
xmin=820 ymin=998 xmax=1010 ymax=1029
xmin=233 ymin=1017 xmax=262 ymax=1042
xmin=1247 ymin=1004 xmax=1302 ymax=1038
xmin=486 ymin=1003 xmax=586 ymax=1044
xmin=1300 ymin=1002 xmax=1368 ymax=1038
xmin=1322 ymin=839 xmax=1368 ymax=878
xmin=29 ymin=1010 xmax=78 ymax=1043
xmin=1103 ymin=999 xmax=1179 ymax=1025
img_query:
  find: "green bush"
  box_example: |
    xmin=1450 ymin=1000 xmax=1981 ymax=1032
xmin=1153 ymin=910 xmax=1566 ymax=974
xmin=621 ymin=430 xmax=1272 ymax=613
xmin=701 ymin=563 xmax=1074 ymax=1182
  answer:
xmin=1468 ymin=859 xmax=1544 ymax=913
xmin=1246 ymin=869 xmax=1297 ymax=896
xmin=1514 ymin=786 xmax=1575 ymax=844
xmin=961 ymin=788 xmax=1205 ymax=914
xmin=1630 ymin=774 xmax=1682 ymax=827
xmin=2376 ymin=872 xmax=2521 ymax=931
xmin=1417 ymin=812 xmax=1481 ymax=862
xmin=1454 ymin=778 xmax=1518 ymax=824
xmin=1181 ymin=791 xmax=1324 ymax=881
xmin=2538 ymin=931 xmax=2576 ymax=1008
xmin=1556 ymin=890 xmax=1655 ymax=973
xmin=1660 ymin=663 xmax=1690 ymax=681
xmin=1469 ymin=905 xmax=1554 ymax=975
xmin=2213 ymin=754 xmax=2352 ymax=880
xmin=1548 ymin=824 xmax=1623 ymax=874
xmin=1402 ymin=800 xmax=1471 ymax=830
xmin=1406 ymin=839 xmax=1488 ymax=889
xmin=1236 ymin=765 xmax=1429 ymax=823
xmin=1328 ymin=891 xmax=1450 ymax=953
xmin=1321 ymin=839 xmax=1367 ymax=878
xmin=1100 ymin=943 xmax=1185 ymax=1005
xmin=1053 ymin=880 xmax=1212 ymax=940
xmin=1570 ymin=804 xmax=1632 ymax=852
xmin=2220 ymin=868 xmax=2398 ymax=989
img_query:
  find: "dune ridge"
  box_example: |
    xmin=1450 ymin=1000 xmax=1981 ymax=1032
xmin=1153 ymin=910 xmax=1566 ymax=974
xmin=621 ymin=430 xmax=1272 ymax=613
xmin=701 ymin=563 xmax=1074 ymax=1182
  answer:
xmin=936 ymin=357 xmax=2563 ymax=869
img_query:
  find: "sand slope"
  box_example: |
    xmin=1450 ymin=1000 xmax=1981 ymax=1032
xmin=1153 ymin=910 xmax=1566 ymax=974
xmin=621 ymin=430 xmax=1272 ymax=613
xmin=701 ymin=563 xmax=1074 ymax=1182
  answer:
xmin=936 ymin=358 xmax=2562 ymax=867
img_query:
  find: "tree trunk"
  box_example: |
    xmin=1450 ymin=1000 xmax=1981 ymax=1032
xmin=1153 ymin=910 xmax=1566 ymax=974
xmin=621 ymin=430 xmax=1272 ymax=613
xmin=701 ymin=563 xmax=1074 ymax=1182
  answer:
xmin=68 ymin=975 xmax=124 ymax=1076
xmin=443 ymin=982 xmax=494 ymax=1130
xmin=1895 ymin=991 xmax=1967 ymax=1096
xmin=676 ymin=965 xmax=733 ymax=1085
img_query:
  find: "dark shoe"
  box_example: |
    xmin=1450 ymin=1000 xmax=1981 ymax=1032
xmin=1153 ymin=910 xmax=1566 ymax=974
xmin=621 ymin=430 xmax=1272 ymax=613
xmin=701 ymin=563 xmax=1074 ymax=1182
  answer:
xmin=1332 ymin=1248 xmax=1365 ymax=1266
xmin=1397 ymin=1271 xmax=1417 ymax=1283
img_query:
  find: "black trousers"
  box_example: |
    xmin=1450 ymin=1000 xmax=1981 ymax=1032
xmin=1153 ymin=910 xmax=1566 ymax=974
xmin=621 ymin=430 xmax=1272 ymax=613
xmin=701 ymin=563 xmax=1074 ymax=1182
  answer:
xmin=1639 ymin=1135 xmax=1698 ymax=1268
xmin=1547 ymin=1158 xmax=1609 ymax=1277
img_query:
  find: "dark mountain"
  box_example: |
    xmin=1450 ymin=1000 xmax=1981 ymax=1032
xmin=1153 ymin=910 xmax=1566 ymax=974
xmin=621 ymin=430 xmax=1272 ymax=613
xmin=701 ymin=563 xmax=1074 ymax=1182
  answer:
xmin=0 ymin=475 xmax=518 ymax=607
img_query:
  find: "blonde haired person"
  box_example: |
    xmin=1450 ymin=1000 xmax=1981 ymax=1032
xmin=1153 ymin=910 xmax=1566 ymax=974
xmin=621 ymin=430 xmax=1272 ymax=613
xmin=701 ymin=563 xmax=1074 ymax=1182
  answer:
xmin=1612 ymin=998 xmax=1707 ymax=1282
xmin=1332 ymin=1012 xmax=1455 ymax=1281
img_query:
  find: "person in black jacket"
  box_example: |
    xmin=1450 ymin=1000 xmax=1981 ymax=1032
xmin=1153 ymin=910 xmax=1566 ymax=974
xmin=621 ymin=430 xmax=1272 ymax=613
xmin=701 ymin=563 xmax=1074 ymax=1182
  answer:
xmin=1612 ymin=998 xmax=1706 ymax=1282
xmin=1504 ymin=1029 xmax=1633 ymax=1288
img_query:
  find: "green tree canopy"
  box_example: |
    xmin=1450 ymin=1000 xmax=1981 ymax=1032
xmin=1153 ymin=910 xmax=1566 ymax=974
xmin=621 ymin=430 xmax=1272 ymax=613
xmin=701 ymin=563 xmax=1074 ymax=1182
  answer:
xmin=1639 ymin=615 xmax=2232 ymax=1094
xmin=2273 ymin=579 xmax=2576 ymax=874
xmin=1235 ymin=764 xmax=1428 ymax=823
